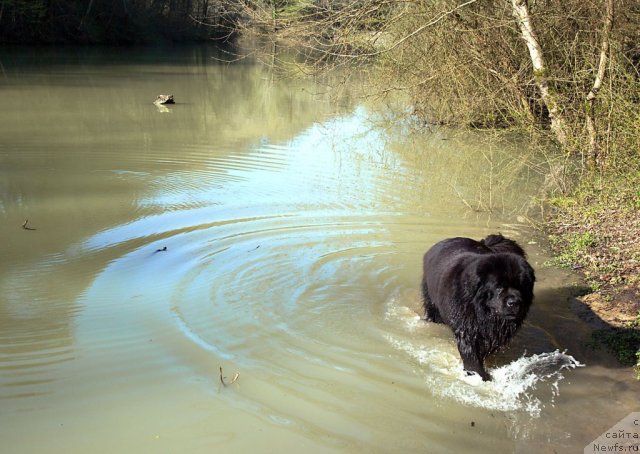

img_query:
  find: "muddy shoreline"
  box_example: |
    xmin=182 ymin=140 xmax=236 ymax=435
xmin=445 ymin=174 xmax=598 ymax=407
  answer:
xmin=540 ymin=200 xmax=640 ymax=376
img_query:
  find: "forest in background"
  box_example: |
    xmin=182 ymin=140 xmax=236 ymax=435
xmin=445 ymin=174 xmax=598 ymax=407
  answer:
xmin=2 ymin=0 xmax=639 ymax=375
xmin=0 ymin=0 xmax=237 ymax=43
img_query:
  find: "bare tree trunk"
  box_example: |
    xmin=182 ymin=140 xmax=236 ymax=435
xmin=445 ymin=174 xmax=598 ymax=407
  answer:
xmin=510 ymin=0 xmax=568 ymax=149
xmin=586 ymin=0 xmax=614 ymax=168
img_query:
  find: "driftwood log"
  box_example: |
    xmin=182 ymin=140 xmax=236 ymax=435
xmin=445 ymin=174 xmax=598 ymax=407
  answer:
xmin=154 ymin=95 xmax=175 ymax=105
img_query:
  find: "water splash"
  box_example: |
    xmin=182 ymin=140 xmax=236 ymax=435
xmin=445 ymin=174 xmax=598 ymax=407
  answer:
xmin=384 ymin=298 xmax=584 ymax=416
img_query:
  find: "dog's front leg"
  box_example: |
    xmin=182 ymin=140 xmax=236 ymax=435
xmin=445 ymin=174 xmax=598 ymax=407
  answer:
xmin=455 ymin=334 xmax=491 ymax=381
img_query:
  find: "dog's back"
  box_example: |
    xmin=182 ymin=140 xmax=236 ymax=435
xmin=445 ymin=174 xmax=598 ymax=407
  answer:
xmin=480 ymin=233 xmax=526 ymax=257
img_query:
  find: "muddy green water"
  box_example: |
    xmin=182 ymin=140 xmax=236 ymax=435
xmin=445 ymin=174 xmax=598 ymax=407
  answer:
xmin=0 ymin=46 xmax=638 ymax=453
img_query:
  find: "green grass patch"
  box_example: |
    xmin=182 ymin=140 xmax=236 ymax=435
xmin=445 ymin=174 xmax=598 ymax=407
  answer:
xmin=545 ymin=232 xmax=597 ymax=269
xmin=547 ymin=196 xmax=576 ymax=209
xmin=590 ymin=313 xmax=640 ymax=372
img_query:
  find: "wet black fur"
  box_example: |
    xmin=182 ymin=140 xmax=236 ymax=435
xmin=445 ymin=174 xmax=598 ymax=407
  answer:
xmin=421 ymin=234 xmax=535 ymax=380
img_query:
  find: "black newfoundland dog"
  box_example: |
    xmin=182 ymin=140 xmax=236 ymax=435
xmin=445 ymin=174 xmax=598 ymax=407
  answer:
xmin=421 ymin=234 xmax=535 ymax=381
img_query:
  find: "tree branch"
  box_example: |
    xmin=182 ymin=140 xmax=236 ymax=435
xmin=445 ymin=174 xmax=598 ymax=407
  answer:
xmin=586 ymin=0 xmax=615 ymax=167
xmin=511 ymin=0 xmax=568 ymax=148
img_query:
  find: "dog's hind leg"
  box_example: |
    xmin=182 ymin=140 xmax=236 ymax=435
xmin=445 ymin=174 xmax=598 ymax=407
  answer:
xmin=421 ymin=280 xmax=443 ymax=323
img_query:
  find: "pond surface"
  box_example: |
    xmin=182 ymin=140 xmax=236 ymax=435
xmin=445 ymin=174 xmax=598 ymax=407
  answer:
xmin=1 ymin=45 xmax=638 ymax=453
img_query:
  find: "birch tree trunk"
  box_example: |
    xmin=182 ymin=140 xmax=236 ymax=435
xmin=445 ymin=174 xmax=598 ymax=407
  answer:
xmin=510 ymin=0 xmax=568 ymax=149
xmin=586 ymin=0 xmax=615 ymax=168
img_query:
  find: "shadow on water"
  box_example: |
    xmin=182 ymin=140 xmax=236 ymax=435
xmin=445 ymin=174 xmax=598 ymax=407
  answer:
xmin=0 ymin=43 xmax=243 ymax=70
xmin=570 ymin=289 xmax=640 ymax=369
xmin=496 ymin=282 xmax=636 ymax=371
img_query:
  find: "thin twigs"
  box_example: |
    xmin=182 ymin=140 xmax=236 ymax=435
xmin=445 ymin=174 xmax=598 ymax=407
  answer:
xmin=22 ymin=220 xmax=36 ymax=230
xmin=219 ymin=366 xmax=239 ymax=387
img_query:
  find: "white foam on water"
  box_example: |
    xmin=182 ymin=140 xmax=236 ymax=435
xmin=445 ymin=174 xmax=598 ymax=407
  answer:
xmin=383 ymin=299 xmax=424 ymax=332
xmin=384 ymin=298 xmax=584 ymax=417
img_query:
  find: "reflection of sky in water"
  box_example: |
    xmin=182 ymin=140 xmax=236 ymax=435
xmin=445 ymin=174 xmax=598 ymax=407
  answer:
xmin=142 ymin=106 xmax=388 ymax=208
xmin=84 ymin=106 xmax=398 ymax=251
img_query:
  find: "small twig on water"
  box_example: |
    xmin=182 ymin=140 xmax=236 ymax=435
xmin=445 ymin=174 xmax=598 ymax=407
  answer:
xmin=219 ymin=366 xmax=239 ymax=387
xmin=22 ymin=219 xmax=36 ymax=230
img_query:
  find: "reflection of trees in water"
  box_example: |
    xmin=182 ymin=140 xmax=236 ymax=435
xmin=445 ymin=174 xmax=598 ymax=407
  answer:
xmin=381 ymin=123 xmax=548 ymax=219
xmin=432 ymin=136 xmax=548 ymax=218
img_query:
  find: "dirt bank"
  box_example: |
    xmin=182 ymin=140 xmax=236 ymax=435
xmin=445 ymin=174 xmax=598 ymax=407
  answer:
xmin=543 ymin=184 xmax=640 ymax=374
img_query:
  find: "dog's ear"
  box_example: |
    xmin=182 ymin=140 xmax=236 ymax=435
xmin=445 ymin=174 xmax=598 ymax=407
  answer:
xmin=521 ymin=260 xmax=535 ymax=285
xmin=519 ymin=260 xmax=536 ymax=300
xmin=459 ymin=264 xmax=484 ymax=301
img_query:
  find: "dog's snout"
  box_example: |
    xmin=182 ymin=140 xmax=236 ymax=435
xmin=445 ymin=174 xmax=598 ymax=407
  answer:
xmin=506 ymin=297 xmax=519 ymax=307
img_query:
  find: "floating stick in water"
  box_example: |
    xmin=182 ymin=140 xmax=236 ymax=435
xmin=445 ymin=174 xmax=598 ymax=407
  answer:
xmin=219 ymin=366 xmax=240 ymax=387
xmin=22 ymin=219 xmax=36 ymax=230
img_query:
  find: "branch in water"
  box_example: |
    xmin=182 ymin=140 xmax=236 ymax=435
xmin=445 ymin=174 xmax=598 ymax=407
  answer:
xmin=22 ymin=219 xmax=36 ymax=230
xmin=219 ymin=366 xmax=239 ymax=387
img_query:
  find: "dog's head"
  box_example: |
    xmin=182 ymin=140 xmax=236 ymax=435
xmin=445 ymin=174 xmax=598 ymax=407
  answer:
xmin=483 ymin=285 xmax=526 ymax=319
xmin=472 ymin=254 xmax=535 ymax=320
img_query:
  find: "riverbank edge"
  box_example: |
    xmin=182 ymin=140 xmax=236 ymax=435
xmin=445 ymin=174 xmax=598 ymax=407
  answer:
xmin=540 ymin=172 xmax=640 ymax=378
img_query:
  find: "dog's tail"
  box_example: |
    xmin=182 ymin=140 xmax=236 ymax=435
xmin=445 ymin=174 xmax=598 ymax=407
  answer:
xmin=481 ymin=234 xmax=526 ymax=257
